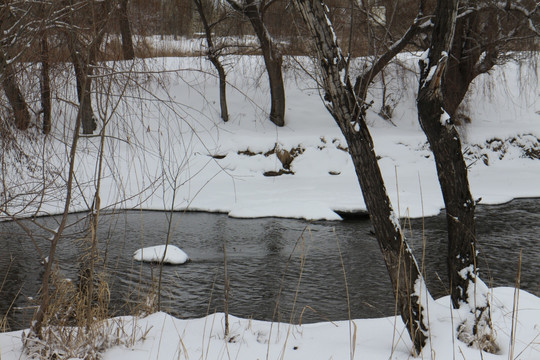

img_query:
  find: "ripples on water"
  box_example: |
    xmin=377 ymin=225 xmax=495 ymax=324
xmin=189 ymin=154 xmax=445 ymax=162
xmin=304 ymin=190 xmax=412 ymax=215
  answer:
xmin=1 ymin=198 xmax=538 ymax=330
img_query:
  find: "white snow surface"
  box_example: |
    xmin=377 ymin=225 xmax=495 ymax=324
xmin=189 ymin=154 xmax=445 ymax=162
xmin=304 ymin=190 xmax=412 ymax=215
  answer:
xmin=133 ymin=245 xmax=189 ymax=265
xmin=1 ymin=288 xmax=539 ymax=359
xmin=1 ymin=54 xmax=538 ymax=222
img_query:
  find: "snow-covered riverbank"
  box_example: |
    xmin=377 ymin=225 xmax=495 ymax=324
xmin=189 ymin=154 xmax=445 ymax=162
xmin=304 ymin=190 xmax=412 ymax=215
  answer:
xmin=1 ymin=55 xmax=539 ymax=221
xmin=1 ymin=287 xmax=539 ymax=359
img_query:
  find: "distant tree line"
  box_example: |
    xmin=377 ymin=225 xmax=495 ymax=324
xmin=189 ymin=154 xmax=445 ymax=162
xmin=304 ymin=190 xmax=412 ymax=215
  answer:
xmin=1 ymin=0 xmax=536 ymax=133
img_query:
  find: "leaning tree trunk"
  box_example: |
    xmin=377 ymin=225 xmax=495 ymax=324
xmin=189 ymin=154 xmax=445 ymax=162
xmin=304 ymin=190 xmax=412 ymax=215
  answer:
xmin=0 ymin=51 xmax=31 ymax=131
xmin=417 ymin=82 xmax=483 ymax=311
xmin=417 ymin=0 xmax=495 ymax=351
xmin=293 ymin=0 xmax=430 ymax=353
xmin=193 ymin=0 xmax=229 ymax=122
xmin=418 ymin=60 xmax=495 ymax=352
xmin=344 ymin=116 xmax=429 ymax=355
xmin=243 ymin=1 xmax=286 ymax=127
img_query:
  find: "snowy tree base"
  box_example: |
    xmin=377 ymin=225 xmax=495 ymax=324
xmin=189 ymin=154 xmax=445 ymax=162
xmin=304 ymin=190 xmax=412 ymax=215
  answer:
xmin=457 ymin=312 xmax=500 ymax=354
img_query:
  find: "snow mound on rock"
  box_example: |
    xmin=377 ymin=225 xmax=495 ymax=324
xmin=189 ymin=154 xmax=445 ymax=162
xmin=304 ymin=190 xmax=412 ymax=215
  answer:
xmin=133 ymin=245 xmax=189 ymax=265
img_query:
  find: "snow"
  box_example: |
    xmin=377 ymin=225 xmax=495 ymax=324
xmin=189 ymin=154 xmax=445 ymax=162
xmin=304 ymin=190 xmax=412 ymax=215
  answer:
xmin=1 ymin=288 xmax=539 ymax=359
xmin=440 ymin=107 xmax=451 ymax=125
xmin=133 ymin=245 xmax=189 ymax=265
xmin=2 ymin=54 xmax=538 ymax=222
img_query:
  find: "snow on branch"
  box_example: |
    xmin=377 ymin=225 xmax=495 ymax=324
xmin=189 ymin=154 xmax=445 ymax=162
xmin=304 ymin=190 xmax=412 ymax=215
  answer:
xmin=458 ymin=1 xmax=540 ymax=36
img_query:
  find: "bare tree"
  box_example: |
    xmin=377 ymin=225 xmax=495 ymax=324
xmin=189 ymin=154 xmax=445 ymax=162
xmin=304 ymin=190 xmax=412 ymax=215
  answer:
xmin=0 ymin=3 xmax=33 ymax=131
xmin=30 ymin=91 xmax=85 ymax=338
xmin=292 ymin=0 xmax=431 ymax=353
xmin=0 ymin=52 xmax=31 ymax=131
xmin=193 ymin=0 xmax=230 ymax=122
xmin=119 ymin=0 xmax=135 ymax=60
xmin=40 ymin=31 xmax=52 ymax=134
xmin=61 ymin=0 xmax=117 ymax=135
xmin=225 ymin=0 xmax=286 ymax=126
xmin=417 ymin=0 xmax=538 ymax=351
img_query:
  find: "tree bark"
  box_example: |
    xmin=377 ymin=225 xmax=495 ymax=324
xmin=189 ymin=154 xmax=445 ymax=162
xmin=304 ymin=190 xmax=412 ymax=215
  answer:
xmin=417 ymin=86 xmax=478 ymax=309
xmin=119 ymin=0 xmax=135 ymax=60
xmin=227 ymin=0 xmax=285 ymax=126
xmin=64 ymin=0 xmax=112 ymax=135
xmin=40 ymin=32 xmax=52 ymax=135
xmin=417 ymin=0 xmax=495 ymax=351
xmin=293 ymin=0 xmax=430 ymax=353
xmin=0 ymin=51 xmax=31 ymax=131
xmin=193 ymin=0 xmax=229 ymax=122
xmin=70 ymin=49 xmax=97 ymax=135
xmin=215 ymin=61 xmax=229 ymax=122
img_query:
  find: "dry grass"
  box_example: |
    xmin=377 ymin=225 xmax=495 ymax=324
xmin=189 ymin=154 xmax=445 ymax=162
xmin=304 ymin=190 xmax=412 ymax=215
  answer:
xmin=22 ymin=267 xmax=150 ymax=360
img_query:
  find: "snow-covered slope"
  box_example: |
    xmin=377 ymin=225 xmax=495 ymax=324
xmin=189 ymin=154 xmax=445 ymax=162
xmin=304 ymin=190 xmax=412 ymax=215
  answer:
xmin=1 ymin=55 xmax=538 ymax=221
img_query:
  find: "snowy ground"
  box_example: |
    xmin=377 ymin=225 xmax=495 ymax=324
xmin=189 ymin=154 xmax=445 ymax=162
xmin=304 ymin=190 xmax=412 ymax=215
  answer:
xmin=1 ymin=54 xmax=539 ymax=221
xmin=1 ymin=288 xmax=539 ymax=359
xmin=1 ymin=53 xmax=539 ymax=358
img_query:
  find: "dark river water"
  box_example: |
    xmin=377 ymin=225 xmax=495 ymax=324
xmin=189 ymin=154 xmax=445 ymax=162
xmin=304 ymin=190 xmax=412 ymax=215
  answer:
xmin=1 ymin=198 xmax=539 ymax=331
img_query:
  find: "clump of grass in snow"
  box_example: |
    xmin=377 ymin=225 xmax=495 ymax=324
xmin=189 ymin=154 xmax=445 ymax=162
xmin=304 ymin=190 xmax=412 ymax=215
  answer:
xmin=22 ymin=269 xmax=149 ymax=360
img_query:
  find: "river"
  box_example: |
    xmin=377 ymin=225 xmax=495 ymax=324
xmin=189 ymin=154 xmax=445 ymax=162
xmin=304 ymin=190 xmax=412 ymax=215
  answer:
xmin=1 ymin=198 xmax=538 ymax=331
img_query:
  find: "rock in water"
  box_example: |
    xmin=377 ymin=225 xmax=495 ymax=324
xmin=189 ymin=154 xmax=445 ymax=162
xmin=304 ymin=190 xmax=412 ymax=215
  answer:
xmin=133 ymin=245 xmax=189 ymax=265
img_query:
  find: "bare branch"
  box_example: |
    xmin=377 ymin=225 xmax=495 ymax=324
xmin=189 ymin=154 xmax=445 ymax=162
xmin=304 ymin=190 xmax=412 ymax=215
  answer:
xmin=354 ymin=16 xmax=431 ymax=102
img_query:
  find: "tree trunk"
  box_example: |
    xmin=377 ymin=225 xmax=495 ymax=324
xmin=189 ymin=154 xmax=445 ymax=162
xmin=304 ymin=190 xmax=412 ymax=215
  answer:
xmin=293 ymin=0 xmax=430 ymax=353
xmin=0 ymin=51 xmax=31 ymax=131
xmin=71 ymin=52 xmax=97 ymax=135
xmin=64 ymin=0 xmax=114 ymax=135
xmin=442 ymin=11 xmax=497 ymax=117
xmin=242 ymin=0 xmax=286 ymax=127
xmin=40 ymin=33 xmax=52 ymax=135
xmin=418 ymin=66 xmax=495 ymax=352
xmin=215 ymin=60 xmax=229 ymax=122
xmin=193 ymin=0 xmax=229 ymax=122
xmin=345 ymin=120 xmax=429 ymax=355
xmin=417 ymin=92 xmax=478 ymax=309
xmin=30 ymin=93 xmax=84 ymax=338
xmin=417 ymin=0 xmax=495 ymax=351
xmin=119 ymin=0 xmax=135 ymax=60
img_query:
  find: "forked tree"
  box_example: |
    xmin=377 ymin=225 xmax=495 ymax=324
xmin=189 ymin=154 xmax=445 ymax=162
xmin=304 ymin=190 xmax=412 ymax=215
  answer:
xmin=63 ymin=0 xmax=113 ymax=135
xmin=193 ymin=0 xmax=230 ymax=122
xmin=225 ymin=0 xmax=286 ymax=126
